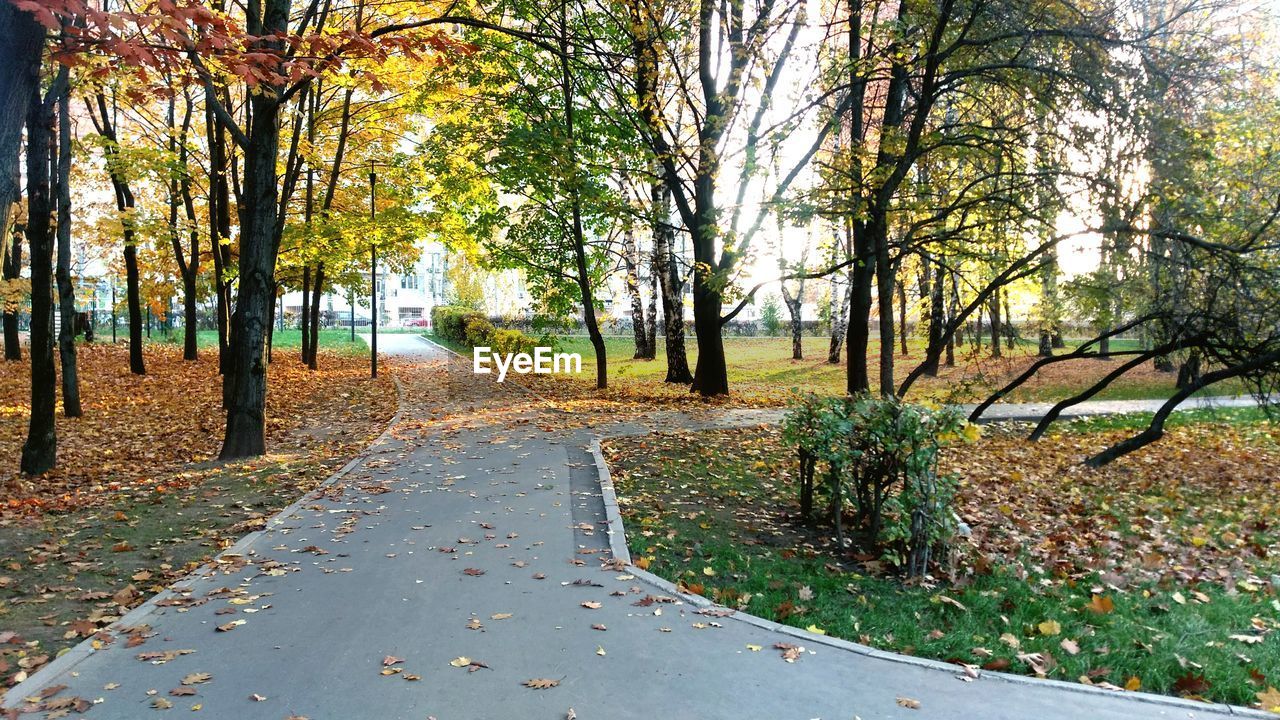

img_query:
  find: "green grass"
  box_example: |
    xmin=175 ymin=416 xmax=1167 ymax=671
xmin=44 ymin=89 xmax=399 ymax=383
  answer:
xmin=1061 ymin=406 xmax=1274 ymax=433
xmin=542 ymin=334 xmax=1236 ymax=403
xmin=421 ymin=332 xmax=469 ymax=356
xmin=608 ymin=428 xmax=1280 ymax=707
xmin=139 ymin=329 xmax=369 ymax=356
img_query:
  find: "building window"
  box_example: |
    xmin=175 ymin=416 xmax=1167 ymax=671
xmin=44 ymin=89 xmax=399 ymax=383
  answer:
xmin=401 ymin=274 xmax=420 ymax=290
xmin=398 ymin=307 xmax=424 ymax=322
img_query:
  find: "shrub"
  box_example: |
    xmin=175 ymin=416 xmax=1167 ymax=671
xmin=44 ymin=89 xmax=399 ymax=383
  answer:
xmin=431 ymin=305 xmax=483 ymax=345
xmin=783 ymin=393 xmax=973 ymax=576
xmin=493 ymin=328 xmax=536 ymax=356
xmin=430 ymin=305 xmax=541 ymax=353
xmin=463 ymin=315 xmax=496 ymax=347
xmin=761 ymin=294 xmax=783 ymax=336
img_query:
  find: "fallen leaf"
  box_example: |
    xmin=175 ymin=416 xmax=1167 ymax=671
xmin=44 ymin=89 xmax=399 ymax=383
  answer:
xmin=1086 ymin=595 xmax=1115 ymax=614
xmin=896 ymin=696 xmax=921 ymax=709
xmin=524 ymin=678 xmax=560 ymax=689
xmin=1255 ymin=687 xmax=1280 ymax=712
xmin=1173 ymin=672 xmax=1211 ymax=696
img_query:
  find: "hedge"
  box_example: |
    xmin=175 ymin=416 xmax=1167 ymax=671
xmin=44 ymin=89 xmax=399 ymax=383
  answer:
xmin=430 ymin=305 xmax=537 ymax=354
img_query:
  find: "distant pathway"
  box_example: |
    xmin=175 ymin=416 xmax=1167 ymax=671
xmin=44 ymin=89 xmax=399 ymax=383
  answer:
xmin=3 ymin=336 xmax=1262 ymax=719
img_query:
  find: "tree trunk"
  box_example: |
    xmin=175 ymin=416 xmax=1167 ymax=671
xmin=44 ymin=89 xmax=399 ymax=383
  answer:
xmin=206 ymin=102 xmax=233 ymax=379
xmin=897 ymin=278 xmax=908 ymax=356
xmin=922 ymin=261 xmax=945 ymax=376
xmin=846 ymin=226 xmax=875 ymax=394
xmin=1038 ymin=247 xmax=1058 ymax=357
xmin=651 ymin=182 xmax=693 ymax=383
xmin=559 ymin=2 xmax=607 ymax=390
xmin=946 ymin=270 xmax=958 ymax=367
xmin=179 ymin=243 xmax=198 ymax=360
xmin=173 ymin=92 xmax=199 ymax=361
xmin=0 ymin=0 xmax=42 ymax=272
xmin=21 ymin=80 xmax=56 ymax=475
xmin=300 ymin=264 xmax=311 ymax=364
xmin=267 ymin=284 xmax=276 ymax=363
xmin=645 ymin=258 xmax=658 ymax=360
xmin=308 ymin=263 xmax=323 ymax=369
xmin=828 ymin=268 xmax=850 ymax=364
xmin=870 ymin=244 xmax=890 ymax=392
xmin=622 ymin=226 xmax=650 ymax=359
xmin=1 ymin=2 xmax=39 ymax=363
xmin=2 ymin=230 xmax=19 ymax=361
xmin=124 ymin=237 xmax=145 ymax=372
xmin=690 ymin=277 xmax=728 ymax=395
xmin=87 ymin=91 xmax=146 ymax=374
xmin=781 ymin=280 xmax=804 ymax=360
xmin=220 ymin=1 xmax=289 ymax=460
xmin=989 ymin=291 xmax=1002 ymax=358
xmin=1004 ymin=291 xmax=1014 ymax=350
xmin=54 ymin=85 xmax=80 ymax=417
xmin=1176 ymin=349 xmax=1201 ymax=390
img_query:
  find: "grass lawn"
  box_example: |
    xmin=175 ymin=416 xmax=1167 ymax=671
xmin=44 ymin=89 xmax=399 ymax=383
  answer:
xmin=604 ymin=419 xmax=1280 ymax=708
xmin=142 ymin=328 xmax=369 ymax=356
xmin=537 ymin=334 xmax=1240 ymax=405
xmin=0 ymin=343 xmax=396 ymax=688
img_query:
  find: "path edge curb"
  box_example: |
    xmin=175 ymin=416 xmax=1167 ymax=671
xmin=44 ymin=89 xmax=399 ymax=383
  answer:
xmin=589 ymin=428 xmax=1272 ymax=719
xmin=3 ymin=370 xmax=411 ymax=710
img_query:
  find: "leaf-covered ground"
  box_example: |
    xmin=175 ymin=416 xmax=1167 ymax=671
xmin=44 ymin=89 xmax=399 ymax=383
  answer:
xmin=0 ymin=343 xmax=396 ymax=689
xmin=605 ymin=417 xmax=1280 ymax=709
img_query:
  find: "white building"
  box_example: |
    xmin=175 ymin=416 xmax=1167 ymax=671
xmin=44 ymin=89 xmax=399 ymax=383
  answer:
xmin=279 ymin=240 xmax=534 ymax=329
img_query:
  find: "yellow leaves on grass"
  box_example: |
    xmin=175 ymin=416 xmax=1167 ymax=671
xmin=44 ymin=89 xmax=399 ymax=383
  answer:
xmin=1037 ymin=620 xmax=1061 ymax=637
xmin=1256 ymin=687 xmax=1280 ymax=713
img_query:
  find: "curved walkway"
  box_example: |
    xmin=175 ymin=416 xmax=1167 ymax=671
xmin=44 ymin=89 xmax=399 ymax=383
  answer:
xmin=3 ymin=336 xmax=1264 ymax=719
